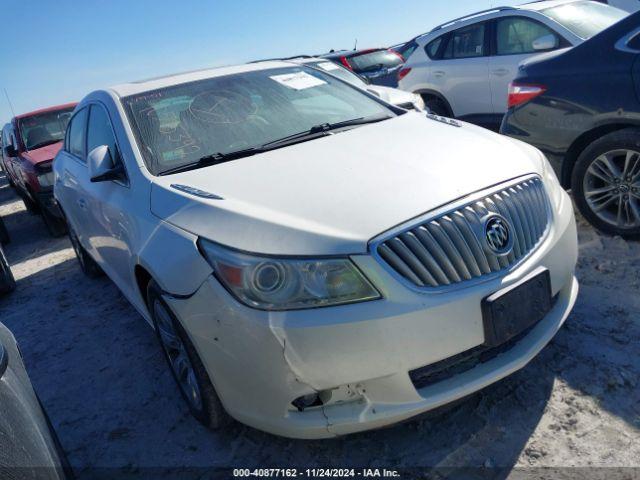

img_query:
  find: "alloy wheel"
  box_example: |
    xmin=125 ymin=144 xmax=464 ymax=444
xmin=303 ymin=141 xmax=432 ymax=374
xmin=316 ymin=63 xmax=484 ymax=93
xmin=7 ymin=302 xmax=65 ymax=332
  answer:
xmin=583 ymin=149 xmax=640 ymax=229
xmin=153 ymin=300 xmax=203 ymax=412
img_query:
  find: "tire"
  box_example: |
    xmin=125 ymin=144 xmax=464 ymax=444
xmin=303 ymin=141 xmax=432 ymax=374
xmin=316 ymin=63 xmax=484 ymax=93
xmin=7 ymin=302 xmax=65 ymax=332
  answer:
xmin=0 ymin=216 xmax=9 ymax=245
xmin=424 ymin=96 xmax=450 ymax=117
xmin=0 ymin=247 xmax=16 ymax=295
xmin=571 ymin=128 xmax=640 ymax=238
xmin=20 ymin=191 xmax=40 ymax=214
xmin=41 ymin=207 xmax=67 ymax=238
xmin=147 ymin=280 xmax=231 ymax=430
xmin=68 ymin=226 xmax=103 ymax=277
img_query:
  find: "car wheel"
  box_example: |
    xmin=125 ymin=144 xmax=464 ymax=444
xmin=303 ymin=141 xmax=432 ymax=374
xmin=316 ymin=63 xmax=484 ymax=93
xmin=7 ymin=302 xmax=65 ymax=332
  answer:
xmin=19 ymin=189 xmax=40 ymax=214
xmin=0 ymin=247 xmax=16 ymax=295
xmin=572 ymin=128 xmax=640 ymax=238
xmin=68 ymin=226 xmax=103 ymax=277
xmin=147 ymin=280 xmax=231 ymax=430
xmin=41 ymin=207 xmax=67 ymax=238
xmin=424 ymin=96 xmax=450 ymax=117
xmin=0 ymin=217 xmax=9 ymax=245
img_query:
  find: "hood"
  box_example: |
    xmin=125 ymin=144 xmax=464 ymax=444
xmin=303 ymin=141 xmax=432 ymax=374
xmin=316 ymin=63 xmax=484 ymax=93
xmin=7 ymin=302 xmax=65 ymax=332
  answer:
xmin=150 ymin=112 xmax=543 ymax=256
xmin=368 ymin=85 xmax=416 ymax=107
xmin=21 ymin=141 xmax=63 ymax=166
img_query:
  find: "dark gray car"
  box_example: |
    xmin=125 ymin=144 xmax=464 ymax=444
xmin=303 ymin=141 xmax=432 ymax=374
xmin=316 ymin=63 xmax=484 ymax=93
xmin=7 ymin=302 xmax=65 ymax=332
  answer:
xmin=0 ymin=322 xmax=71 ymax=478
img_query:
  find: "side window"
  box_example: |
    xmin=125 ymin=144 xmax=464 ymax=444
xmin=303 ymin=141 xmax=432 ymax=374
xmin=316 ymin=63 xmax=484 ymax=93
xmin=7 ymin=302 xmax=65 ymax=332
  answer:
xmin=442 ymin=23 xmax=486 ymax=59
xmin=425 ymin=37 xmax=443 ymax=59
xmin=496 ymin=17 xmax=559 ymax=55
xmin=68 ymin=108 xmax=88 ymax=159
xmin=87 ymin=105 xmax=121 ymax=165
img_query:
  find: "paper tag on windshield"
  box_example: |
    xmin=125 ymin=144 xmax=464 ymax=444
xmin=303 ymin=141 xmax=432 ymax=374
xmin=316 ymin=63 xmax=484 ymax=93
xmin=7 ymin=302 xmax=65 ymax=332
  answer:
xmin=317 ymin=62 xmax=340 ymax=71
xmin=270 ymin=72 xmax=326 ymax=90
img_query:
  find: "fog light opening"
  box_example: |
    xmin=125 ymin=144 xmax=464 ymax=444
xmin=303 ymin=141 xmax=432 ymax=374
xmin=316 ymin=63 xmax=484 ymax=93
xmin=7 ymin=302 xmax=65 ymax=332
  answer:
xmin=291 ymin=392 xmax=323 ymax=412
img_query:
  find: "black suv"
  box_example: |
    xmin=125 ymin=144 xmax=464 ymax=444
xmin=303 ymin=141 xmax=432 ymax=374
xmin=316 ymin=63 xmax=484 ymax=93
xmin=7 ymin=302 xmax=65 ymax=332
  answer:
xmin=501 ymin=12 xmax=640 ymax=237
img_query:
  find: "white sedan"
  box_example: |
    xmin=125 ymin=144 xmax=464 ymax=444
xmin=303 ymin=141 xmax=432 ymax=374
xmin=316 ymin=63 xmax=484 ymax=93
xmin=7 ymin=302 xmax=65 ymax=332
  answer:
xmin=54 ymin=61 xmax=578 ymax=439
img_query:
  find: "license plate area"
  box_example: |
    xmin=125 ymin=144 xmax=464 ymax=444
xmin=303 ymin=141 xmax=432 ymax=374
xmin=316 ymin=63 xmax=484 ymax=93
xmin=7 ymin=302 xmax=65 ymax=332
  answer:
xmin=481 ymin=267 xmax=552 ymax=347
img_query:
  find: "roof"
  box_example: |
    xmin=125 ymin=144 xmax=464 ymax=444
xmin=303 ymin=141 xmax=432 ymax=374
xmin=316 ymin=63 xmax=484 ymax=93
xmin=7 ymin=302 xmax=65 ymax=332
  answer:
xmin=415 ymin=0 xmax=580 ymax=40
xmin=15 ymin=102 xmax=77 ymax=120
xmin=108 ymin=61 xmax=294 ymax=98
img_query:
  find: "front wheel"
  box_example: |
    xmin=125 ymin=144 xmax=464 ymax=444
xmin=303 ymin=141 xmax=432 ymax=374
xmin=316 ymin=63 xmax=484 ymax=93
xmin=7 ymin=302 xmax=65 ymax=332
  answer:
xmin=147 ymin=281 xmax=231 ymax=430
xmin=41 ymin=207 xmax=67 ymax=238
xmin=68 ymin=225 xmax=103 ymax=277
xmin=572 ymin=128 xmax=640 ymax=238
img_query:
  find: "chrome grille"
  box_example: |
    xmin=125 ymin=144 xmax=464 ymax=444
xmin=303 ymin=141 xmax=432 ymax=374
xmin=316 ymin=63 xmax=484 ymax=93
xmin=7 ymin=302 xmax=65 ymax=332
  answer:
xmin=375 ymin=177 xmax=551 ymax=289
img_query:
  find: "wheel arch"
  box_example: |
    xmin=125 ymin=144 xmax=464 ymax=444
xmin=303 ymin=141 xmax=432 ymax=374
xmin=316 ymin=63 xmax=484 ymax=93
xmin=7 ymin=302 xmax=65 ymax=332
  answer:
xmin=562 ymin=122 xmax=640 ymax=188
xmin=413 ymin=89 xmax=454 ymax=117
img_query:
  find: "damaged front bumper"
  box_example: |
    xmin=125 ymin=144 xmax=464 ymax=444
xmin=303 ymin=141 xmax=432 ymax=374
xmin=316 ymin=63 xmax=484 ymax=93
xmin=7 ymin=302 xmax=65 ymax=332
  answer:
xmin=163 ymin=192 xmax=579 ymax=439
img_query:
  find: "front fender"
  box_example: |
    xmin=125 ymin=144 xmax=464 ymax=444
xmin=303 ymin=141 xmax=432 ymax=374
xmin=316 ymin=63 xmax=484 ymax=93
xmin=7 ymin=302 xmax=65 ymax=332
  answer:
xmin=136 ymin=220 xmax=212 ymax=297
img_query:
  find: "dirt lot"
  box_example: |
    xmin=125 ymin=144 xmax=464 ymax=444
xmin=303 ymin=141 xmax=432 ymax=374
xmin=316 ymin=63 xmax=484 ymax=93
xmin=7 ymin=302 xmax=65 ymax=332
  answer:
xmin=0 ymin=171 xmax=639 ymax=479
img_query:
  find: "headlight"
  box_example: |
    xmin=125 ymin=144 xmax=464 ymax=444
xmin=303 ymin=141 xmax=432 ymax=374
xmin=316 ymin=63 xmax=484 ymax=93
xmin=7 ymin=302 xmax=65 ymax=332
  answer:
xmin=198 ymin=239 xmax=381 ymax=310
xmin=539 ymin=152 xmax=563 ymax=210
xmin=37 ymin=171 xmax=55 ymax=188
xmin=412 ymin=94 xmax=425 ymax=111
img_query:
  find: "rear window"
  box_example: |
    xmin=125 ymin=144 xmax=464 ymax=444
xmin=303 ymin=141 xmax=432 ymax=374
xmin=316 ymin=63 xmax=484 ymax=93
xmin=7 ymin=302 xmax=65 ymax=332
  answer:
xmin=347 ymin=50 xmax=403 ymax=73
xmin=541 ymin=1 xmax=627 ymax=39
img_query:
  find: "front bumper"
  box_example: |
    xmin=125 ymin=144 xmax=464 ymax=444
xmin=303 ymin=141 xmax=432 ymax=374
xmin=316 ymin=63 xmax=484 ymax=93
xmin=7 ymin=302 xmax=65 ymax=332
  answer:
xmin=165 ymin=190 xmax=578 ymax=439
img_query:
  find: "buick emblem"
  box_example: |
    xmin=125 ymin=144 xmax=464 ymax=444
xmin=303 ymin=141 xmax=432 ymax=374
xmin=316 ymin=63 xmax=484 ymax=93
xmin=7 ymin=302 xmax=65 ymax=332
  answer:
xmin=484 ymin=215 xmax=512 ymax=255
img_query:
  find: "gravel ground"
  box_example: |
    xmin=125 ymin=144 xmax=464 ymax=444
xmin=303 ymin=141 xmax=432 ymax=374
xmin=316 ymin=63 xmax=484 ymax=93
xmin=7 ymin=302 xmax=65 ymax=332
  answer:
xmin=0 ymin=172 xmax=639 ymax=479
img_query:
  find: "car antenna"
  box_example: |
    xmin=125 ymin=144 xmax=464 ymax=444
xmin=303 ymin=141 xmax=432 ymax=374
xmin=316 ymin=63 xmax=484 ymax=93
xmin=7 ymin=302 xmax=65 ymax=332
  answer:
xmin=354 ymin=38 xmax=358 ymax=51
xmin=3 ymin=88 xmax=16 ymax=117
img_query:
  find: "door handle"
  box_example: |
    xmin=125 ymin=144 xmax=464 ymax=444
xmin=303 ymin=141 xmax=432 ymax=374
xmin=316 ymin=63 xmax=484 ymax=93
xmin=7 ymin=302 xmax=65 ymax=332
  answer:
xmin=433 ymin=70 xmax=445 ymax=77
xmin=77 ymin=198 xmax=87 ymax=209
xmin=491 ymin=68 xmax=509 ymax=76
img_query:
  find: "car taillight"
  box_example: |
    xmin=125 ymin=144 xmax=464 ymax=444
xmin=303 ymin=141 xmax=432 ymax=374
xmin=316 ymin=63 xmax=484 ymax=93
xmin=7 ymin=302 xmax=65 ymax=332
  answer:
xmin=398 ymin=67 xmax=412 ymax=81
xmin=507 ymin=82 xmax=546 ymax=108
xmin=339 ymin=57 xmax=353 ymax=70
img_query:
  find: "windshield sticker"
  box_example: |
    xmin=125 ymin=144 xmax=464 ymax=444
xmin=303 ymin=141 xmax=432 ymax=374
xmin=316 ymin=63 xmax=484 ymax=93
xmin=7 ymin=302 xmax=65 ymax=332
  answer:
xmin=317 ymin=62 xmax=340 ymax=71
xmin=270 ymin=72 xmax=327 ymax=90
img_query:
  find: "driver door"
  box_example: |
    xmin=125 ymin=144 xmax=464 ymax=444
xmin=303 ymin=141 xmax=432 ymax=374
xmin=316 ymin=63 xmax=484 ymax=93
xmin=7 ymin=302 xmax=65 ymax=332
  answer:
xmin=489 ymin=16 xmax=564 ymax=114
xmin=82 ymin=103 xmax=136 ymax=294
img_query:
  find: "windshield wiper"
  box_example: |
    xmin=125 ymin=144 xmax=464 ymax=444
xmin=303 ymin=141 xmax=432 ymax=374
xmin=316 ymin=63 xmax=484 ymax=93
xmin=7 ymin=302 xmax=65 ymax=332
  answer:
xmin=157 ymin=115 xmax=392 ymax=176
xmin=158 ymin=147 xmax=262 ymax=176
xmin=261 ymin=115 xmax=392 ymax=150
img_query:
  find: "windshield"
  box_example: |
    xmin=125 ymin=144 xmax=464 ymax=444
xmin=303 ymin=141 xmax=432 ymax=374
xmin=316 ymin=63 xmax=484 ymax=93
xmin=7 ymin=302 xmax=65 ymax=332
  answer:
xmin=18 ymin=107 xmax=75 ymax=151
xmin=542 ymin=1 xmax=627 ymax=39
xmin=124 ymin=66 xmax=394 ymax=175
xmin=347 ymin=50 xmax=403 ymax=73
xmin=306 ymin=61 xmax=368 ymax=88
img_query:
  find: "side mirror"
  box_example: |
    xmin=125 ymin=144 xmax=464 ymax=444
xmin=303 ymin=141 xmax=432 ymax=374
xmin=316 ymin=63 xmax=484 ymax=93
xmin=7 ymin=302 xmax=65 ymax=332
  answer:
xmin=3 ymin=145 xmax=17 ymax=158
xmin=88 ymin=145 xmax=124 ymax=183
xmin=532 ymin=34 xmax=558 ymax=51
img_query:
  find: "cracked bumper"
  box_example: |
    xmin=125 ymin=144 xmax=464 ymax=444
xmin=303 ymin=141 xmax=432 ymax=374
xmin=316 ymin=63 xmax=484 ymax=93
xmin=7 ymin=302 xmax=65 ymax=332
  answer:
xmin=164 ymin=192 xmax=578 ymax=439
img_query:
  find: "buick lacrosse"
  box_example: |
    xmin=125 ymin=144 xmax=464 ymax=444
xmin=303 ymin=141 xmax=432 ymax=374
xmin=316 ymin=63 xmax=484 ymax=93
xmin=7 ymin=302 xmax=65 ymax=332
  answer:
xmin=54 ymin=62 xmax=578 ymax=438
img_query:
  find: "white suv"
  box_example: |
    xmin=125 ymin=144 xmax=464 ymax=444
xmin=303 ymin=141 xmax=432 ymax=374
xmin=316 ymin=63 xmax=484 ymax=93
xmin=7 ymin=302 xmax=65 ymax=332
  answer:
xmin=398 ymin=0 xmax=627 ymax=129
xmin=54 ymin=61 xmax=578 ymax=438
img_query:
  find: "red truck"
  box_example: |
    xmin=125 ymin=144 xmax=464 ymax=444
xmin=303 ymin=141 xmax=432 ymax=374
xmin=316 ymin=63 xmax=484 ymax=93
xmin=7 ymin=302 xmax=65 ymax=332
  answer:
xmin=2 ymin=103 xmax=76 ymax=236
